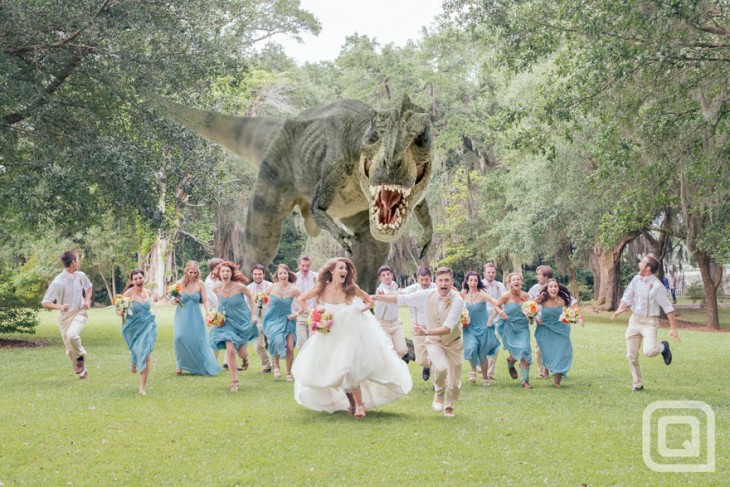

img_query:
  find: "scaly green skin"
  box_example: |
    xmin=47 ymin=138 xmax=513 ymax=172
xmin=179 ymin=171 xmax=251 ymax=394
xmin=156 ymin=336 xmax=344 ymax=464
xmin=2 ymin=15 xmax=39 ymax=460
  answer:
xmin=151 ymin=95 xmax=432 ymax=291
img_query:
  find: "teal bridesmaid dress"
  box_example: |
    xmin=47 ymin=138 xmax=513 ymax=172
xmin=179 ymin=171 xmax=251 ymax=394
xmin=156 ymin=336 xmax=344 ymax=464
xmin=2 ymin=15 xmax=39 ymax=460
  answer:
xmin=262 ymin=295 xmax=297 ymax=357
xmin=534 ymin=306 xmax=573 ymax=376
xmin=173 ymin=292 xmax=221 ymax=375
xmin=121 ymin=300 xmax=157 ymax=372
xmin=209 ymin=293 xmax=259 ymax=350
xmin=495 ymin=301 xmax=532 ymax=363
xmin=463 ymin=301 xmax=500 ymax=367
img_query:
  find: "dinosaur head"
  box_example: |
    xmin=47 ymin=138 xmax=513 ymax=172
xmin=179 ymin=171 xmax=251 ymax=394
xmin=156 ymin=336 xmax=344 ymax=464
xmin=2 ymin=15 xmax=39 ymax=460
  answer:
xmin=358 ymin=95 xmax=432 ymax=243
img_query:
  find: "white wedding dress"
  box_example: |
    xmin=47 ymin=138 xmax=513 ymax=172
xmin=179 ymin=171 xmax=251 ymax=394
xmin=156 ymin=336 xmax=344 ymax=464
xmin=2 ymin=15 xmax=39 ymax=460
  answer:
xmin=292 ymin=301 xmax=413 ymax=412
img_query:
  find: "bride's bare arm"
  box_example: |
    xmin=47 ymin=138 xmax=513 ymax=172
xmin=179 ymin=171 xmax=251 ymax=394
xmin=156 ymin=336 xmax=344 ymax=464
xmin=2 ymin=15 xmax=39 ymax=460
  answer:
xmin=297 ymin=288 xmax=318 ymax=315
xmin=354 ymin=287 xmax=374 ymax=313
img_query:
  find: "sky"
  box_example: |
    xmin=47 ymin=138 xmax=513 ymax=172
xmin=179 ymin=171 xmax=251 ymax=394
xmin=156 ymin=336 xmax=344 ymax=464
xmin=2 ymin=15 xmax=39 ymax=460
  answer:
xmin=273 ymin=0 xmax=444 ymax=64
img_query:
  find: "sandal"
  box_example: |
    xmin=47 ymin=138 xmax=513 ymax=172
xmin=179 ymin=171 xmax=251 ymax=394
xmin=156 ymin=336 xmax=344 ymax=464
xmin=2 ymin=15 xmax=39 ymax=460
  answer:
xmin=443 ymin=407 xmax=455 ymax=417
xmin=130 ymin=364 xmax=137 ymax=374
xmin=241 ymin=358 xmax=249 ymax=371
xmin=354 ymin=405 xmax=366 ymax=418
xmin=522 ymin=381 xmax=533 ymax=389
xmin=468 ymin=371 xmax=476 ymax=384
xmin=230 ymin=379 xmax=239 ymax=392
xmin=175 ymin=368 xmax=182 ymax=375
xmin=286 ymin=373 xmax=294 ymax=382
xmin=138 ymin=388 xmax=147 ymax=396
xmin=507 ymin=360 xmax=518 ymax=380
xmin=273 ymin=366 xmax=281 ymax=380
xmin=482 ymin=378 xmax=490 ymax=386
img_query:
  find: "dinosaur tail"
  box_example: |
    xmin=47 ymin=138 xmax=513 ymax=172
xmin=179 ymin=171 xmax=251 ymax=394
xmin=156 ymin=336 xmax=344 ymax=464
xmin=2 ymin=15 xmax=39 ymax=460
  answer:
xmin=147 ymin=95 xmax=280 ymax=168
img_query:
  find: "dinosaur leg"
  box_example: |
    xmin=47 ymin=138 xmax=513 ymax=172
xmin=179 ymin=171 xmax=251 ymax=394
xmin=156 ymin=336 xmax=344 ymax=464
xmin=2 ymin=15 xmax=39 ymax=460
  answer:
xmin=341 ymin=211 xmax=391 ymax=294
xmin=242 ymin=173 xmax=294 ymax=269
xmin=414 ymin=198 xmax=433 ymax=259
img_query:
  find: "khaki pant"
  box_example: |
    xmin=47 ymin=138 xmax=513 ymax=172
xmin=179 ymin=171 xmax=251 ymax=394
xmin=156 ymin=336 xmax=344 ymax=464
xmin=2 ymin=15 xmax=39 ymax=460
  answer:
xmin=426 ymin=337 xmax=462 ymax=409
xmin=254 ymin=316 xmax=271 ymax=369
xmin=378 ymin=318 xmax=407 ymax=358
xmin=296 ymin=318 xmax=311 ymax=349
xmin=413 ymin=335 xmax=430 ymax=367
xmin=486 ymin=326 xmax=501 ymax=380
xmin=625 ymin=314 xmax=665 ymax=388
xmin=58 ymin=310 xmax=87 ymax=364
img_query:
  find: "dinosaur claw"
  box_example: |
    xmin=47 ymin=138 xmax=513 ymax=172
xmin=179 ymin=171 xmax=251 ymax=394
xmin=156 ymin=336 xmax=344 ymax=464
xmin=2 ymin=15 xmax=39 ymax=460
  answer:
xmin=417 ymin=239 xmax=431 ymax=260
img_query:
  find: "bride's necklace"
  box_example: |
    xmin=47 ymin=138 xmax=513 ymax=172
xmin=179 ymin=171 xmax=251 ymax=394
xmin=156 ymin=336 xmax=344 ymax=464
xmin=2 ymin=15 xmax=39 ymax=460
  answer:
xmin=467 ymin=290 xmax=480 ymax=302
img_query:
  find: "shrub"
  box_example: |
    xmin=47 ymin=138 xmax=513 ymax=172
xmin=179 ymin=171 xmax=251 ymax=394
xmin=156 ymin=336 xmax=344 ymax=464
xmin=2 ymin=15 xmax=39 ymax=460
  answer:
xmin=685 ymin=281 xmax=704 ymax=303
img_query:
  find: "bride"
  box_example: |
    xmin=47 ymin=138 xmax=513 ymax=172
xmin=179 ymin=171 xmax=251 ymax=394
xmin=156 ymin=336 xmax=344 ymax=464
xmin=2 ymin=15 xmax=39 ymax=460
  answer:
xmin=292 ymin=258 xmax=413 ymax=418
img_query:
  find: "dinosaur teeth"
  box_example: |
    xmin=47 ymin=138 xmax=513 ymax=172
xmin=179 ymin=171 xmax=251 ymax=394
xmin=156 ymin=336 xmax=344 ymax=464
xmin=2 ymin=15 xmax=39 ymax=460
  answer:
xmin=403 ymin=188 xmax=411 ymax=197
xmin=370 ymin=186 xmax=377 ymax=197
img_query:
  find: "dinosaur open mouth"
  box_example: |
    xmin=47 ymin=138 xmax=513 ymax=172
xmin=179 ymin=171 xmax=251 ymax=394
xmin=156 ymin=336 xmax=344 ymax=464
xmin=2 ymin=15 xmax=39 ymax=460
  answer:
xmin=370 ymin=184 xmax=411 ymax=230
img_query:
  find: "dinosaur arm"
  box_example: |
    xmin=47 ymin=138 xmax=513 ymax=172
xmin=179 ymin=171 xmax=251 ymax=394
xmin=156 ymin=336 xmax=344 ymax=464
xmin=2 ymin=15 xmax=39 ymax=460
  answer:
xmin=311 ymin=171 xmax=355 ymax=255
xmin=414 ymin=198 xmax=433 ymax=259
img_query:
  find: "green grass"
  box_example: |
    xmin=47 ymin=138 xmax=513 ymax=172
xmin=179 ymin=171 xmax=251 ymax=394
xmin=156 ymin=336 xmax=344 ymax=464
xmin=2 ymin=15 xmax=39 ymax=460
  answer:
xmin=1 ymin=307 xmax=728 ymax=485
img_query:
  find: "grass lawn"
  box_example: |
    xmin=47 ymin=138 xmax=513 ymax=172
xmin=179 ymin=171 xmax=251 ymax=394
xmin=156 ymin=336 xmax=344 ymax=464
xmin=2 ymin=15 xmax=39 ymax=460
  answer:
xmin=1 ymin=306 xmax=727 ymax=485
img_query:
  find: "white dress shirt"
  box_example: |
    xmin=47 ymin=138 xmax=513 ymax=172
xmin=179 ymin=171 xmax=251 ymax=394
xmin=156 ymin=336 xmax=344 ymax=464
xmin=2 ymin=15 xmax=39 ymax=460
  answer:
xmin=621 ymin=274 xmax=675 ymax=317
xmin=397 ymin=290 xmax=464 ymax=331
xmin=204 ymin=274 xmax=219 ymax=310
xmin=42 ymin=270 xmax=93 ymax=312
xmin=375 ymin=281 xmax=400 ymax=321
xmin=292 ymin=270 xmax=318 ymax=313
xmin=481 ymin=279 xmax=507 ymax=314
xmin=403 ymin=282 xmax=436 ymax=326
xmin=528 ymin=283 xmax=543 ymax=300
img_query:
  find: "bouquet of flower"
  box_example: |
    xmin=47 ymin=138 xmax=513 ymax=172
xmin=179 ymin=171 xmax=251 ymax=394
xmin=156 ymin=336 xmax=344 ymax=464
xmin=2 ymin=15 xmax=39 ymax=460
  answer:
xmin=460 ymin=307 xmax=470 ymax=328
xmin=166 ymin=283 xmax=184 ymax=307
xmin=560 ymin=305 xmax=582 ymax=325
xmin=521 ymin=300 xmax=538 ymax=323
xmin=113 ymin=294 xmax=132 ymax=324
xmin=207 ymin=310 xmax=226 ymax=327
xmin=308 ymin=307 xmax=334 ymax=334
xmin=253 ymin=292 xmax=269 ymax=309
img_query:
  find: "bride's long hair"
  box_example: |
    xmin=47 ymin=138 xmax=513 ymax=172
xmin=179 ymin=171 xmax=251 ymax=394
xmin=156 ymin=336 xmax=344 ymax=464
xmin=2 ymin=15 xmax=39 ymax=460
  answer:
xmin=314 ymin=257 xmax=358 ymax=301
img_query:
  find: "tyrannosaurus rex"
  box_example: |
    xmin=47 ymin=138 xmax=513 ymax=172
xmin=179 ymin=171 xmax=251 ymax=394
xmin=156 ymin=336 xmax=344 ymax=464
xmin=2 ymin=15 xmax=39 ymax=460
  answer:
xmin=152 ymin=95 xmax=433 ymax=292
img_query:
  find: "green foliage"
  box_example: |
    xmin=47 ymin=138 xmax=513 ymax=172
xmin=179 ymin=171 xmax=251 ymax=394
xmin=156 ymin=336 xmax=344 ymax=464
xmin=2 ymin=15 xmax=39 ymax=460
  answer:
xmin=0 ymin=260 xmax=39 ymax=334
xmin=685 ymin=281 xmax=705 ymax=303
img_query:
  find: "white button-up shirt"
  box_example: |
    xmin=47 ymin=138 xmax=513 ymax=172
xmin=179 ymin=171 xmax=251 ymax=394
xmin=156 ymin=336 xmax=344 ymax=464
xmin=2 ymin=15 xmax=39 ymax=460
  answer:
xmin=481 ymin=279 xmax=507 ymax=314
xmin=204 ymin=274 xmax=219 ymax=310
xmin=403 ymin=282 xmax=436 ymax=326
xmin=397 ymin=290 xmax=464 ymax=331
xmin=42 ymin=270 xmax=93 ymax=312
xmin=292 ymin=270 xmax=318 ymax=314
xmin=375 ymin=281 xmax=400 ymax=321
xmin=621 ymin=274 xmax=675 ymax=317
xmin=528 ymin=283 xmax=543 ymax=300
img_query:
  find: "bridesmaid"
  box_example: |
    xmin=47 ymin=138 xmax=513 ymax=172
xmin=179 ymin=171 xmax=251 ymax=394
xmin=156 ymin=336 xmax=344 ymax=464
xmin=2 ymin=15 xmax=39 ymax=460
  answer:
xmin=262 ymin=264 xmax=300 ymax=381
xmin=535 ymin=279 xmax=583 ymax=388
xmin=173 ymin=261 xmax=221 ymax=376
xmin=118 ymin=269 xmax=157 ymax=395
xmin=460 ymin=271 xmax=502 ymax=386
xmin=210 ymin=261 xmax=259 ymax=392
xmin=493 ymin=272 xmax=534 ymax=388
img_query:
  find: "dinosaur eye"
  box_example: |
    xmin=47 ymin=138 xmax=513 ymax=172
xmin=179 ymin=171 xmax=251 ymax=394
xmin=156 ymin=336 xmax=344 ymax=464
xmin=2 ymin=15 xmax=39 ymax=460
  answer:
xmin=365 ymin=129 xmax=379 ymax=145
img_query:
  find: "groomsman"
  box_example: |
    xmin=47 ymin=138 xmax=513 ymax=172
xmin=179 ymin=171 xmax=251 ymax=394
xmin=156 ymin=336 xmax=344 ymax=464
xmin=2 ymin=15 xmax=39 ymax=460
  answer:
xmin=248 ymin=264 xmax=273 ymax=373
xmin=375 ymin=267 xmax=464 ymax=417
xmin=374 ymin=266 xmax=409 ymax=362
xmin=402 ymin=267 xmax=436 ymax=381
xmin=42 ymin=250 xmax=93 ymax=379
xmin=204 ymin=257 xmax=223 ymax=311
xmin=612 ymin=255 xmax=679 ymax=391
xmin=482 ymin=263 xmax=506 ymax=383
xmin=528 ymin=264 xmax=552 ymax=379
xmin=292 ymin=256 xmax=318 ymax=349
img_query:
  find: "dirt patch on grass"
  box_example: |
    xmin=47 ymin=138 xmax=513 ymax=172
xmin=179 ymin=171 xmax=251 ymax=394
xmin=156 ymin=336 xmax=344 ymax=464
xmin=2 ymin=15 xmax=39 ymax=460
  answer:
xmin=658 ymin=318 xmax=729 ymax=333
xmin=0 ymin=337 xmax=56 ymax=349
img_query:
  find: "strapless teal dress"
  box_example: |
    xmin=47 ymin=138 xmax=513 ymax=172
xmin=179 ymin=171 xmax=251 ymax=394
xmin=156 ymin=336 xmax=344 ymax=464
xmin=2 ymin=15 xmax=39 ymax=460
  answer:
xmin=121 ymin=300 xmax=157 ymax=372
xmin=173 ymin=292 xmax=221 ymax=375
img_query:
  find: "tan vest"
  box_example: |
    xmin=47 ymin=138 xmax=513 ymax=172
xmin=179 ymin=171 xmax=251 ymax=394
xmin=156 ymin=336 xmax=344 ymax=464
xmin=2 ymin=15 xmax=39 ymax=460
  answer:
xmin=424 ymin=290 xmax=462 ymax=345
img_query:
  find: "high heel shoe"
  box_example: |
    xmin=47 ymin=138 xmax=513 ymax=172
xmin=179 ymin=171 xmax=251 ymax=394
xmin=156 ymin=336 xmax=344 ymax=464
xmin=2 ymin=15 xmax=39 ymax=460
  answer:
xmin=354 ymin=405 xmax=366 ymax=418
xmin=230 ymin=379 xmax=239 ymax=392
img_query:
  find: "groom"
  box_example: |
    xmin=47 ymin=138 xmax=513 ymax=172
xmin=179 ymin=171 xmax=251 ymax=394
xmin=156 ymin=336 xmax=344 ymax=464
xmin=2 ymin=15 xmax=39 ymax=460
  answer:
xmin=373 ymin=267 xmax=463 ymax=417
xmin=42 ymin=250 xmax=93 ymax=379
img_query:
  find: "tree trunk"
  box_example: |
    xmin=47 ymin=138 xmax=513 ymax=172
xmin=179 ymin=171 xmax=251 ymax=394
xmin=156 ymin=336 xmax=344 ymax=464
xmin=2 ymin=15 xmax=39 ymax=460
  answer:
xmin=589 ymin=253 xmax=601 ymax=300
xmin=569 ymin=265 xmax=580 ymax=302
xmin=593 ymin=232 xmax=639 ymax=311
xmin=97 ymin=266 xmax=112 ymax=304
xmin=111 ymin=258 xmax=116 ymax=297
xmin=695 ymin=250 xmax=722 ymax=329
xmin=147 ymin=233 xmax=172 ymax=301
